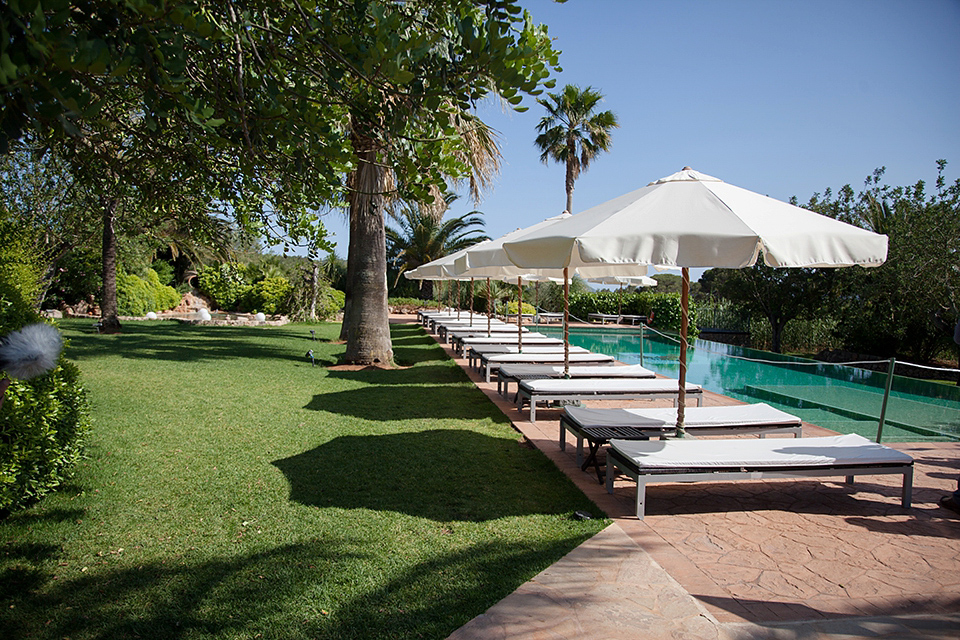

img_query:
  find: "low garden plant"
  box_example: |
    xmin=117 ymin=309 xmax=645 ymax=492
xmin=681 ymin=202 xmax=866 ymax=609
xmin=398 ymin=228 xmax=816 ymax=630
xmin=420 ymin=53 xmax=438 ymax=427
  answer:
xmin=0 ymin=319 xmax=606 ymax=639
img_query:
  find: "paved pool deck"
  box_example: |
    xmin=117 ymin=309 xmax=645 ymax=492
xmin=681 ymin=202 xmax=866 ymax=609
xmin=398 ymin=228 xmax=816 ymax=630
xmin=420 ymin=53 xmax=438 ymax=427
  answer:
xmin=403 ymin=316 xmax=960 ymax=639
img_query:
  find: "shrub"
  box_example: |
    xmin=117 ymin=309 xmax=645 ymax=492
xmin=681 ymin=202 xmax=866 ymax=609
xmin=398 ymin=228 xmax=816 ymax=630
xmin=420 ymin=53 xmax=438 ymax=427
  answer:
xmin=317 ymin=287 xmax=345 ymax=320
xmin=567 ymin=290 xmax=696 ymax=336
xmin=198 ymin=263 xmax=250 ymax=310
xmin=117 ymin=269 xmax=180 ymax=316
xmin=246 ymin=276 xmax=293 ymax=315
xmin=0 ymin=215 xmax=91 ymax=513
xmin=506 ymin=301 xmax=536 ymax=315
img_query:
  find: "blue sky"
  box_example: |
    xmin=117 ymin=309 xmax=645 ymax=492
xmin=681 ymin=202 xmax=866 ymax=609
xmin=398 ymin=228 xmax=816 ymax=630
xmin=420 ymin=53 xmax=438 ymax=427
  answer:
xmin=318 ymin=0 xmax=960 ymax=279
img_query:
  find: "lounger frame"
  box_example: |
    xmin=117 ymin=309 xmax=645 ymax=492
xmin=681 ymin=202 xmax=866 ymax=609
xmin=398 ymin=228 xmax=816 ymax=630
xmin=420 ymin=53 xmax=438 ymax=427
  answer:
xmin=605 ymin=447 xmax=914 ymax=519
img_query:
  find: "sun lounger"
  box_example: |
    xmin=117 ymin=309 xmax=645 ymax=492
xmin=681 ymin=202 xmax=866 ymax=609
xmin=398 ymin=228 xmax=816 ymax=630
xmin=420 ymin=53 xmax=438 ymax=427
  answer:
xmin=560 ymin=403 xmax=803 ymax=481
xmin=436 ymin=320 xmax=522 ymax=340
xmin=448 ymin=327 xmax=537 ymax=348
xmin=455 ymin=335 xmax=559 ymax=356
xmin=497 ymin=363 xmax=656 ymax=398
xmin=588 ymin=313 xmax=621 ymax=325
xmin=479 ymin=352 xmax=617 ymax=383
xmin=468 ymin=345 xmax=588 ymax=369
xmin=535 ymin=312 xmax=564 ymax=324
xmin=619 ymin=314 xmax=647 ymax=325
xmin=606 ymin=433 xmax=914 ymax=519
xmin=517 ymin=378 xmax=703 ymax=422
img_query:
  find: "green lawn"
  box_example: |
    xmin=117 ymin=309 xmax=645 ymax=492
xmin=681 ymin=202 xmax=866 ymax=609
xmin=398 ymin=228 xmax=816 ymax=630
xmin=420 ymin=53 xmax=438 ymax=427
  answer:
xmin=0 ymin=319 xmax=607 ymax=639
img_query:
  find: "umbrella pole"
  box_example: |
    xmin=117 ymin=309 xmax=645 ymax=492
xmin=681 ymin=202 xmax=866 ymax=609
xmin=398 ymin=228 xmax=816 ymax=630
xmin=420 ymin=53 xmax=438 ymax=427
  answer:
xmin=563 ymin=267 xmax=570 ymax=377
xmin=618 ymin=283 xmax=623 ymax=317
xmin=517 ymin=276 xmax=523 ymax=352
xmin=456 ymin=279 xmax=461 ymax=321
xmin=470 ymin=277 xmax=475 ymax=326
xmin=534 ymin=282 xmax=540 ymax=320
xmin=486 ymin=277 xmax=492 ymax=337
xmin=676 ymin=267 xmax=690 ymax=436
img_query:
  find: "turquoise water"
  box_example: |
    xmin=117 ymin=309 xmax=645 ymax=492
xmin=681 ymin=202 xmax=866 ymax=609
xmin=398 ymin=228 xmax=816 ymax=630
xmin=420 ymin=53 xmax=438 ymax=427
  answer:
xmin=538 ymin=326 xmax=960 ymax=442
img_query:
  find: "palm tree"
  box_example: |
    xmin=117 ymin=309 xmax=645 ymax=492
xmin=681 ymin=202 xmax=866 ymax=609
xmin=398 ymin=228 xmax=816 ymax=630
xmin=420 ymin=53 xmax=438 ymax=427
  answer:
xmin=386 ymin=195 xmax=490 ymax=299
xmin=534 ymin=85 xmax=619 ymax=213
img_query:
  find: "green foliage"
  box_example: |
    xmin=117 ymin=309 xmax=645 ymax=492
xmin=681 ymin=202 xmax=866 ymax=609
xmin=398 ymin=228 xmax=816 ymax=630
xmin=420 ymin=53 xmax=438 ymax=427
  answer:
xmin=805 ymin=162 xmax=960 ymax=362
xmin=0 ymin=360 xmax=90 ymax=512
xmin=568 ymin=290 xmax=692 ymax=334
xmin=389 ymin=297 xmax=442 ymax=311
xmin=0 ymin=216 xmax=90 ymax=513
xmin=150 ymin=260 xmax=176 ymax=286
xmin=197 ymin=263 xmax=250 ymax=311
xmin=245 ymin=276 xmax=293 ymax=315
xmin=317 ymin=287 xmax=345 ymax=321
xmin=116 ymin=269 xmax=180 ymax=316
xmin=506 ymin=301 xmax=536 ymax=315
xmin=750 ymin=315 xmax=841 ymax=354
xmin=43 ymin=248 xmax=102 ymax=309
xmin=0 ymin=214 xmax=42 ymax=327
xmin=534 ymin=84 xmax=619 ymax=210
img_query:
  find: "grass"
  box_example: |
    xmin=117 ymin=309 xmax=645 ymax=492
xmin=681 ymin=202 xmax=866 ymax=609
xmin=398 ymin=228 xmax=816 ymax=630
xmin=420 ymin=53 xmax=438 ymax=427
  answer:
xmin=0 ymin=319 xmax=607 ymax=639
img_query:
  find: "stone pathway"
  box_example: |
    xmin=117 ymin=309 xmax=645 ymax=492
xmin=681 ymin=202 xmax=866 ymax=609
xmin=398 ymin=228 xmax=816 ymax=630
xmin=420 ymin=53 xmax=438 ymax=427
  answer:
xmin=404 ymin=316 xmax=960 ymax=639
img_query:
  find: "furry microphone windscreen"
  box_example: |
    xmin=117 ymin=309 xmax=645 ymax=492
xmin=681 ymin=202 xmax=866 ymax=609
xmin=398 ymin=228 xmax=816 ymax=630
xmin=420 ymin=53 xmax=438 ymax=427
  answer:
xmin=0 ymin=323 xmax=64 ymax=380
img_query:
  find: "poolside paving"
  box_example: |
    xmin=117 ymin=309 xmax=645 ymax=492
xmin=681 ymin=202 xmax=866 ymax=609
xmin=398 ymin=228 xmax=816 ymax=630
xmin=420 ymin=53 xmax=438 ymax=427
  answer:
xmin=404 ymin=316 xmax=960 ymax=639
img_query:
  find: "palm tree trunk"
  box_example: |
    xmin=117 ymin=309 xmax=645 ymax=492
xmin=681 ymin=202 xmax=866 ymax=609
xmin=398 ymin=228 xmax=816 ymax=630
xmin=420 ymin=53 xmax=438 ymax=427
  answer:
xmin=565 ymin=156 xmax=575 ymax=213
xmin=99 ymin=196 xmax=122 ymax=333
xmin=340 ymin=132 xmax=394 ymax=365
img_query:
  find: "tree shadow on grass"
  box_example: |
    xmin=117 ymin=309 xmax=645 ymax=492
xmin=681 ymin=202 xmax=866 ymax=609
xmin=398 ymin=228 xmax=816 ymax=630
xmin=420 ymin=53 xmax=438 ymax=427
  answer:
xmin=60 ymin=321 xmax=339 ymax=365
xmin=323 ymin=363 xmax=468 ymax=386
xmin=273 ymin=430 xmax=587 ymax=522
xmin=304 ymin=384 xmax=498 ymax=421
xmin=0 ymin=533 xmax=597 ymax=640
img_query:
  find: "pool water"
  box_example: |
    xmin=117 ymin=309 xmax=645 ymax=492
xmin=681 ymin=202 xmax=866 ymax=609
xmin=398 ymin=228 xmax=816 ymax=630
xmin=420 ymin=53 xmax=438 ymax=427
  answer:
xmin=538 ymin=326 xmax=960 ymax=442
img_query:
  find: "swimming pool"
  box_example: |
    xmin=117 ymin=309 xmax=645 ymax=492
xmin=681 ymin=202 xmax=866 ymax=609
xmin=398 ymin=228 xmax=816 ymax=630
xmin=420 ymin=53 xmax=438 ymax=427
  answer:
xmin=537 ymin=326 xmax=960 ymax=442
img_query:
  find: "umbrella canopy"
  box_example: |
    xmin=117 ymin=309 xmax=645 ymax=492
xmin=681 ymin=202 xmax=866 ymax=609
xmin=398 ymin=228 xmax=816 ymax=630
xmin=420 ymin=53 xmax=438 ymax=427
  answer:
xmin=503 ymin=168 xmax=887 ymax=270
xmin=452 ymin=213 xmax=646 ymax=374
xmin=503 ymin=167 xmax=889 ymax=432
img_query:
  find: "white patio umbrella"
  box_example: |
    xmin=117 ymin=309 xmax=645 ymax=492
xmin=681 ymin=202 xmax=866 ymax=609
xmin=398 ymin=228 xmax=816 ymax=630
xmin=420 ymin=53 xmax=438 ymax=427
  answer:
xmin=503 ymin=167 xmax=889 ymax=433
xmin=452 ymin=213 xmax=643 ymax=371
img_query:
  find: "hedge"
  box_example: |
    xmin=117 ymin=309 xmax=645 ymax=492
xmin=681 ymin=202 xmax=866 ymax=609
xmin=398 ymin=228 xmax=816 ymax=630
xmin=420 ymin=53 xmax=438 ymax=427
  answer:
xmin=0 ymin=215 xmax=91 ymax=513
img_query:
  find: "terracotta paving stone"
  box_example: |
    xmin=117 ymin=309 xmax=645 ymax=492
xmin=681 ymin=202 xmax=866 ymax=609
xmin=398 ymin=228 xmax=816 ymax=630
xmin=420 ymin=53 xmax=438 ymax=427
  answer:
xmin=404 ymin=317 xmax=960 ymax=639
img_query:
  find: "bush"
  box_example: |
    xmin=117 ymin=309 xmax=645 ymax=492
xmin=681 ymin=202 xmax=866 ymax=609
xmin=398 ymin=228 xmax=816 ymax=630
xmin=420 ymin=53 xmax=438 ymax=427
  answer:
xmin=568 ymin=290 xmax=693 ymax=334
xmin=41 ymin=248 xmax=102 ymax=309
xmin=117 ymin=269 xmax=180 ymax=316
xmin=246 ymin=276 xmax=293 ymax=314
xmin=317 ymin=287 xmax=345 ymax=320
xmin=388 ymin=297 xmax=442 ymax=311
xmin=0 ymin=215 xmax=91 ymax=513
xmin=506 ymin=301 xmax=536 ymax=315
xmin=198 ymin=263 xmax=250 ymax=310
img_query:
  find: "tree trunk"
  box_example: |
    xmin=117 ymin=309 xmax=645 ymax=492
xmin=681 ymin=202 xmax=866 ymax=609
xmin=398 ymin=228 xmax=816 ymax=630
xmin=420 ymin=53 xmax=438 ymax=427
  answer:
xmin=564 ymin=155 xmax=575 ymax=213
xmin=309 ymin=261 xmax=319 ymax=321
xmin=99 ymin=196 xmax=122 ymax=333
xmin=770 ymin=318 xmax=787 ymax=354
xmin=340 ymin=132 xmax=394 ymax=365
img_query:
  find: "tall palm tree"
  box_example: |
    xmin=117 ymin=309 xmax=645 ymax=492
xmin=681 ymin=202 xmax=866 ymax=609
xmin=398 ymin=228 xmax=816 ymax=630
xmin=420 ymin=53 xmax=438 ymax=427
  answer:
xmin=534 ymin=84 xmax=619 ymax=213
xmin=386 ymin=195 xmax=490 ymax=298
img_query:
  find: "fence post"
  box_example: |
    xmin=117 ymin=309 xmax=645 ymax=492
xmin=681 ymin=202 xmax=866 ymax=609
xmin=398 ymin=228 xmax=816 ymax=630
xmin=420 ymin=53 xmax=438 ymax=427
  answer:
xmin=876 ymin=357 xmax=896 ymax=443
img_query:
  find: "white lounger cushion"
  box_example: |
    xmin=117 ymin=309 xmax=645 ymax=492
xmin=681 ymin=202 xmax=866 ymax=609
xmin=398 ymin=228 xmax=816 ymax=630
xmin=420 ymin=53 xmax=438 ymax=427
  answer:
xmin=566 ymin=403 xmax=799 ymax=429
xmin=610 ymin=433 xmax=913 ymax=470
xmin=460 ymin=335 xmax=552 ymax=344
xmin=499 ymin=364 xmax=655 ymax=378
xmin=473 ymin=345 xmax=588 ymax=355
xmin=521 ymin=378 xmax=701 ymax=394
xmin=488 ymin=353 xmax=616 ymax=364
